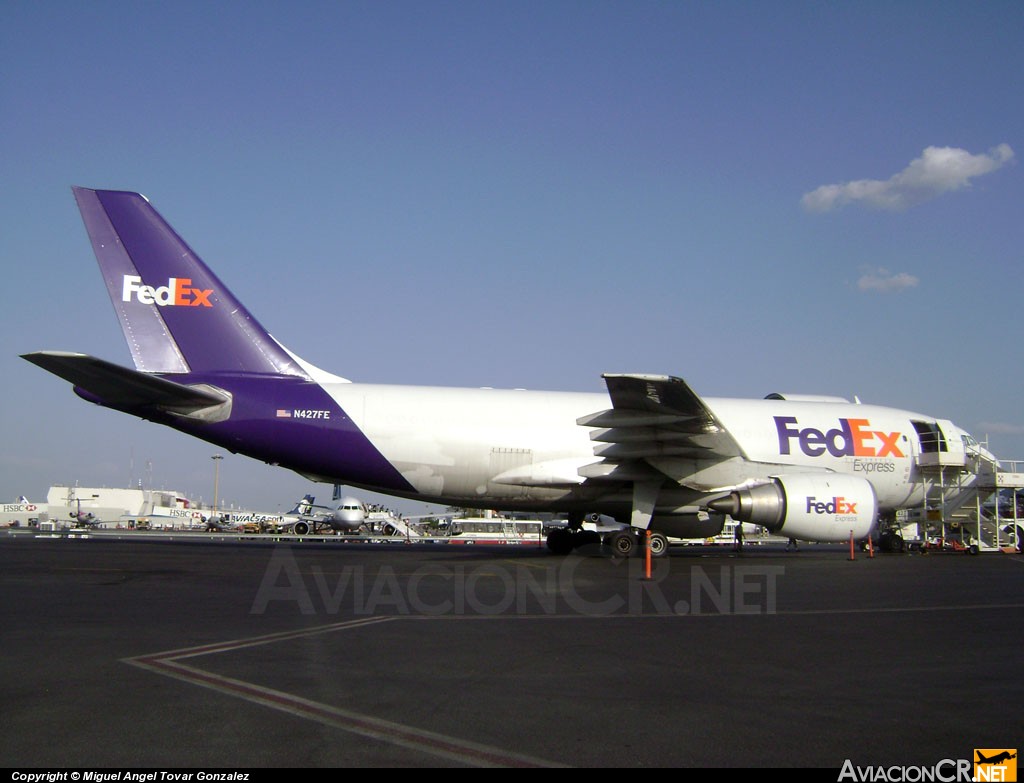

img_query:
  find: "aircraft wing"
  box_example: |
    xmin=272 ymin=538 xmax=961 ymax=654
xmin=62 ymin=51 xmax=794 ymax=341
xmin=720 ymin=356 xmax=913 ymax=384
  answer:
xmin=576 ymin=374 xmax=746 ymax=486
xmin=21 ymin=351 xmax=230 ymax=416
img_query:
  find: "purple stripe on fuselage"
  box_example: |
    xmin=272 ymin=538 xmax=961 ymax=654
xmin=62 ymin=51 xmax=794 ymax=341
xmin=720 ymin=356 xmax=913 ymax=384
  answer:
xmin=97 ymin=373 xmax=414 ymax=494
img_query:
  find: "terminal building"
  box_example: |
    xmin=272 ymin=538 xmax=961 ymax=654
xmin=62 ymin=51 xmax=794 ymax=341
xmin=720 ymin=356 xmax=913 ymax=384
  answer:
xmin=45 ymin=485 xmax=205 ymax=529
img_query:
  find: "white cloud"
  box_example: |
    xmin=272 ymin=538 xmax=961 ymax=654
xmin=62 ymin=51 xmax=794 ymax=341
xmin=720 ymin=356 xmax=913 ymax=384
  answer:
xmin=857 ymin=267 xmax=919 ymax=293
xmin=803 ymin=144 xmax=1015 ymax=212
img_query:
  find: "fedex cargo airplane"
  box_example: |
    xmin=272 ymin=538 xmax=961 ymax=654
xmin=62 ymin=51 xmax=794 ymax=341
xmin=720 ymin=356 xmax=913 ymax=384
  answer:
xmin=22 ymin=188 xmax=1001 ymax=555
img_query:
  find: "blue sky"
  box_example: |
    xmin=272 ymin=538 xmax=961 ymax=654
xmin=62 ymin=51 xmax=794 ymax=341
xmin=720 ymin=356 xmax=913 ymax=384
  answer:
xmin=2 ymin=1 xmax=1021 ymax=514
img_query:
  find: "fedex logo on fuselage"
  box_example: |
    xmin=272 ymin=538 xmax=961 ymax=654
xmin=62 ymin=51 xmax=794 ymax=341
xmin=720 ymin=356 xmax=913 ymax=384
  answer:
xmin=122 ymin=275 xmax=213 ymax=307
xmin=775 ymin=416 xmax=905 ymax=459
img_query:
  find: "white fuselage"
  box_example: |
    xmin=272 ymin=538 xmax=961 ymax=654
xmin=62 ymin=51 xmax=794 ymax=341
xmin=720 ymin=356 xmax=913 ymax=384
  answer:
xmin=320 ymin=381 xmax=978 ymax=514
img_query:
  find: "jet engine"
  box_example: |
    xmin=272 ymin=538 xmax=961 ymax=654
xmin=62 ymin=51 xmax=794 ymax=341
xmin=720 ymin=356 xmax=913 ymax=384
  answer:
xmin=708 ymin=474 xmax=877 ymax=542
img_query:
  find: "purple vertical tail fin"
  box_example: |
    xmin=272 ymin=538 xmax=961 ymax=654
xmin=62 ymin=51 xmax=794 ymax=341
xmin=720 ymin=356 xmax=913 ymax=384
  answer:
xmin=72 ymin=187 xmax=308 ymax=378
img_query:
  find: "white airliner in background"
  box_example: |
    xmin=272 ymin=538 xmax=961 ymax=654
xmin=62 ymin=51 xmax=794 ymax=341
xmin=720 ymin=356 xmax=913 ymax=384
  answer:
xmin=22 ymin=188 xmax=1004 ymax=555
xmin=281 ymin=494 xmax=368 ymax=535
xmin=205 ymin=494 xmax=369 ymax=535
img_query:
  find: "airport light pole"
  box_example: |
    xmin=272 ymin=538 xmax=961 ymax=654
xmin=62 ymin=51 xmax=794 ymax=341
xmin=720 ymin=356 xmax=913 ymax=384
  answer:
xmin=211 ymin=454 xmax=223 ymax=516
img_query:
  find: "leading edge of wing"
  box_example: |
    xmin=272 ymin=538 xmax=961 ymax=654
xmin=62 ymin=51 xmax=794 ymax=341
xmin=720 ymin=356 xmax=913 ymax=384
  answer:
xmin=21 ymin=351 xmax=230 ymax=418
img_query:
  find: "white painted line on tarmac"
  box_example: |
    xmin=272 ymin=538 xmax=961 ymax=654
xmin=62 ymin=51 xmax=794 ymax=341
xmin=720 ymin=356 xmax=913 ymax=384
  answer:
xmin=123 ymin=616 xmax=567 ymax=768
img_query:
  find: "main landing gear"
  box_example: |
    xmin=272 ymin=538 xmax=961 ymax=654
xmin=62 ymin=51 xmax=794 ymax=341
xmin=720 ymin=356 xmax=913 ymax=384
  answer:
xmin=545 ymin=519 xmax=669 ymax=558
xmin=545 ymin=511 xmax=601 ymax=556
xmin=608 ymin=529 xmax=669 ymax=558
xmin=545 ymin=526 xmax=595 ymax=555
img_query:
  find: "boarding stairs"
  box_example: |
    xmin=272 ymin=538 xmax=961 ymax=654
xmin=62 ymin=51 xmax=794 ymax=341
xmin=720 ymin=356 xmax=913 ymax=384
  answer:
xmin=372 ymin=511 xmax=424 ymax=539
xmin=914 ymin=447 xmax=1023 ymax=549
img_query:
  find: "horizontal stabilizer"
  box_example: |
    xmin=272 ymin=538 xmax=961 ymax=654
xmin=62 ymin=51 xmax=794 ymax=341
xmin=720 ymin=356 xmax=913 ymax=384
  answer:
xmin=21 ymin=351 xmax=230 ymax=417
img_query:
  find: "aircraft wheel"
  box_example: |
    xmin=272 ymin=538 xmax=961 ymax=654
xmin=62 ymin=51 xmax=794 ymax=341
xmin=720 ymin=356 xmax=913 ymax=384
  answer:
xmin=576 ymin=530 xmax=601 ymax=547
xmin=546 ymin=528 xmax=574 ymax=556
xmin=609 ymin=530 xmax=636 ymax=557
xmin=648 ymin=532 xmax=669 ymax=558
xmin=880 ymin=532 xmax=904 ymax=553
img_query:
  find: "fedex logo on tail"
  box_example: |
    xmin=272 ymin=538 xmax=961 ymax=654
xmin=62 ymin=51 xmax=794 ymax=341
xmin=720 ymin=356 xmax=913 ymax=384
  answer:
xmin=776 ymin=416 xmax=905 ymax=458
xmin=122 ymin=275 xmax=213 ymax=307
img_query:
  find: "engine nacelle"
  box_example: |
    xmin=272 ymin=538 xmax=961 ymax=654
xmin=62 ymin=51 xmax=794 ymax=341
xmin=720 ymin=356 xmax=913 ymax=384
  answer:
xmin=649 ymin=513 xmax=726 ymax=540
xmin=708 ymin=474 xmax=877 ymax=542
